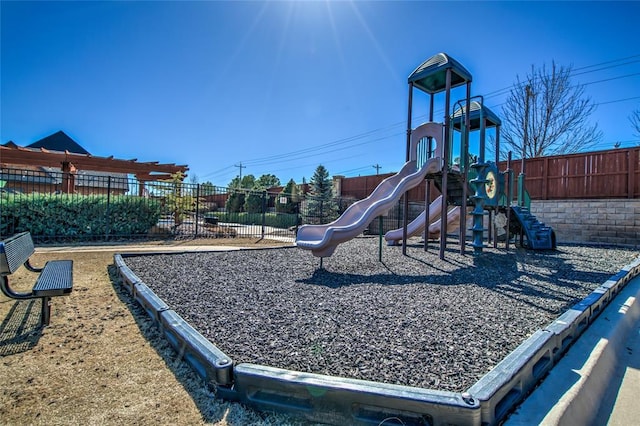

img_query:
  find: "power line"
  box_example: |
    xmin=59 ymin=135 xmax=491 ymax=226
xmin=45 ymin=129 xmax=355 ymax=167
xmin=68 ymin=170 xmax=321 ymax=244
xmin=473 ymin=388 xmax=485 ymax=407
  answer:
xmin=201 ymin=54 xmax=640 ymax=181
xmin=595 ymin=95 xmax=640 ymax=106
xmin=241 ymin=124 xmax=404 ymax=168
xmin=572 ymin=54 xmax=640 ymax=72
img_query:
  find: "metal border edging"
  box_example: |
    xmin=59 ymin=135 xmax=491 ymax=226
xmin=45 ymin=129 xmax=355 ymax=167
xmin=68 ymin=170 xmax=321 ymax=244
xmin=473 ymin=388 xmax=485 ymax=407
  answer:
xmin=232 ymin=363 xmax=481 ymax=426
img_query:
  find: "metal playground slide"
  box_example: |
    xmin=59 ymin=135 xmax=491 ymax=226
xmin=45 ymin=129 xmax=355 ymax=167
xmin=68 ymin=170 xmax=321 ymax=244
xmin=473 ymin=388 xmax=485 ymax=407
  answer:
xmin=296 ymin=157 xmax=442 ymax=257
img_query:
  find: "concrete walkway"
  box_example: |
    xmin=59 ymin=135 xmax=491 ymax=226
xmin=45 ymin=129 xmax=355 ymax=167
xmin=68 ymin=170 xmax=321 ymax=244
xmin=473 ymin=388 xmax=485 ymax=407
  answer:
xmin=36 ymin=239 xmax=295 ymax=254
xmin=605 ymin=318 xmax=640 ymax=425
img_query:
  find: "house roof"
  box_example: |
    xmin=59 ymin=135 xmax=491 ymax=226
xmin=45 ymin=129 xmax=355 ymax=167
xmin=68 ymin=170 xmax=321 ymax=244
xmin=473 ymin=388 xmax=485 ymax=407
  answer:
xmin=27 ymin=130 xmax=91 ymax=155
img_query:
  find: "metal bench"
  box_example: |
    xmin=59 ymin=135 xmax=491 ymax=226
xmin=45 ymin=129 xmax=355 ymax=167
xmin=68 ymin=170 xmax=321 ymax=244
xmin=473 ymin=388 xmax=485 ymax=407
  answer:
xmin=0 ymin=232 xmax=73 ymax=326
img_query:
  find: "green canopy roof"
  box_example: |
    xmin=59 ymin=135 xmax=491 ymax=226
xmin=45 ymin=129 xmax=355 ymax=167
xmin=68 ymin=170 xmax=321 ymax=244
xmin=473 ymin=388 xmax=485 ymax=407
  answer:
xmin=408 ymin=53 xmax=472 ymax=94
xmin=452 ymin=100 xmax=501 ymax=130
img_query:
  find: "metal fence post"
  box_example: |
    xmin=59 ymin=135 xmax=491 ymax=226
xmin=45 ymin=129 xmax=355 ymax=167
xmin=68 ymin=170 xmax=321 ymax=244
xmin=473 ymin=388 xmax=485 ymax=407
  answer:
xmin=105 ymin=176 xmax=111 ymax=241
xmin=195 ymin=183 xmax=200 ymax=238
xmin=261 ymin=190 xmax=267 ymax=239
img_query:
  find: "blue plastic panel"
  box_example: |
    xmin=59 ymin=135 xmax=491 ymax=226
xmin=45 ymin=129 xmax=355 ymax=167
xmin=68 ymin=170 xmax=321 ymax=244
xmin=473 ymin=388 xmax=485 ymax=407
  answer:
xmin=234 ymin=363 xmax=481 ymax=426
xmin=133 ymin=281 xmax=169 ymax=323
xmin=160 ymin=310 xmax=234 ymax=387
xmin=468 ymin=329 xmax=555 ymax=424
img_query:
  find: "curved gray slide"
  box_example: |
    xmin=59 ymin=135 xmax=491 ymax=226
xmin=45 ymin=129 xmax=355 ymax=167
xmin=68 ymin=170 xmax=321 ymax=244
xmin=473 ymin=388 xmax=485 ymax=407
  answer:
xmin=296 ymin=157 xmax=442 ymax=257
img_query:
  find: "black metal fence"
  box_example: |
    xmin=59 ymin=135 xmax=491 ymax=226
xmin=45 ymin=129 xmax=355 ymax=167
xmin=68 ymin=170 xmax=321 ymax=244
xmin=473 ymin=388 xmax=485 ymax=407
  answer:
xmin=0 ymin=168 xmax=424 ymax=243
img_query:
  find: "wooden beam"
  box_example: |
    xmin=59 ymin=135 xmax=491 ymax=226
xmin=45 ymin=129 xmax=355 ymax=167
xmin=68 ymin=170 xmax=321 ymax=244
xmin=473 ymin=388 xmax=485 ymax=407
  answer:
xmin=0 ymin=145 xmax=189 ymax=176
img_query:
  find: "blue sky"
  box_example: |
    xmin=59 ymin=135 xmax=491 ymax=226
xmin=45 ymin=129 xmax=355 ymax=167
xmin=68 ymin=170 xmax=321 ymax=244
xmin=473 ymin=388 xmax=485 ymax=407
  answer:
xmin=2 ymin=1 xmax=639 ymax=187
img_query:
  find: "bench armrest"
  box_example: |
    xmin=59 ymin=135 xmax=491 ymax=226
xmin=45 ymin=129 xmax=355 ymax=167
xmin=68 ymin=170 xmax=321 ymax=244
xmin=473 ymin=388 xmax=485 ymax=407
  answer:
xmin=25 ymin=258 xmax=44 ymax=273
xmin=1 ymin=276 xmax=34 ymax=300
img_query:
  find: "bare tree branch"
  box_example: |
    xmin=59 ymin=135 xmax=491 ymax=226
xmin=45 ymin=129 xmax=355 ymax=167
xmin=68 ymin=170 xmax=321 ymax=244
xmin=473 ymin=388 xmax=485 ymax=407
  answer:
xmin=630 ymin=107 xmax=640 ymax=139
xmin=501 ymin=62 xmax=603 ymax=159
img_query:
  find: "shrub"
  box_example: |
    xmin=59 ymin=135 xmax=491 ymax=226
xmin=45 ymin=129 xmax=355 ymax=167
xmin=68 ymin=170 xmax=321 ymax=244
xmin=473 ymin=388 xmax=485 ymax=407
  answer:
xmin=0 ymin=193 xmax=161 ymax=240
xmin=244 ymin=190 xmax=264 ymax=214
xmin=225 ymin=192 xmax=244 ymax=213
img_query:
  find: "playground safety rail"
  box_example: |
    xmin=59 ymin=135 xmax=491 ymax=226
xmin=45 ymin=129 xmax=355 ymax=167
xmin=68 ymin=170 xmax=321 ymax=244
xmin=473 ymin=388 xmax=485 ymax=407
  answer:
xmin=114 ymin=251 xmax=640 ymax=426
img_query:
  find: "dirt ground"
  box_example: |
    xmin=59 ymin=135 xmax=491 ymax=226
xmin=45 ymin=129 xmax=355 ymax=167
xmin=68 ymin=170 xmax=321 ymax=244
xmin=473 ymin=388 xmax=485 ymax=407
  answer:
xmin=0 ymin=239 xmax=309 ymax=426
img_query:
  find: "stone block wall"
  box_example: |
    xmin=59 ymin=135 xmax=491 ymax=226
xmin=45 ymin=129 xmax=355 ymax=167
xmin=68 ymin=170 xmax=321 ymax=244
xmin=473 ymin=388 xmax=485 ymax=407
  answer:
xmin=530 ymin=199 xmax=640 ymax=247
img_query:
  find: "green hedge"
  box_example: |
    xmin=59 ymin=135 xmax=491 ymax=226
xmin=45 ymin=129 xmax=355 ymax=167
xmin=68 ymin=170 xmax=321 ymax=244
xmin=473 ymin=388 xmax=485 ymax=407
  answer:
xmin=214 ymin=211 xmax=299 ymax=229
xmin=0 ymin=193 xmax=162 ymax=240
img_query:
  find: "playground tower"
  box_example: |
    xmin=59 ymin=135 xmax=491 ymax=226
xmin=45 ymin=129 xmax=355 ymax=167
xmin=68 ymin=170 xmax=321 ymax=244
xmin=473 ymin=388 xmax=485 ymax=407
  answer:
xmin=405 ymin=53 xmax=473 ymax=259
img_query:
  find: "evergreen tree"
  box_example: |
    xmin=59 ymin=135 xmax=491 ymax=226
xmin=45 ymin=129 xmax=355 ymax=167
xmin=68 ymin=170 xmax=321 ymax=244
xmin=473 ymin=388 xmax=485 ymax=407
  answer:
xmin=225 ymin=192 xmax=244 ymax=213
xmin=244 ymin=189 xmax=264 ymax=214
xmin=276 ymin=179 xmax=299 ymax=214
xmin=228 ymin=174 xmax=256 ymax=189
xmin=310 ymin=165 xmax=332 ymax=198
xmin=305 ymin=165 xmax=338 ymax=224
xmin=242 ymin=174 xmax=279 ymax=214
xmin=255 ymin=174 xmax=281 ymax=189
xmin=226 ymin=174 xmax=255 ymax=213
xmin=200 ymin=181 xmax=216 ymax=196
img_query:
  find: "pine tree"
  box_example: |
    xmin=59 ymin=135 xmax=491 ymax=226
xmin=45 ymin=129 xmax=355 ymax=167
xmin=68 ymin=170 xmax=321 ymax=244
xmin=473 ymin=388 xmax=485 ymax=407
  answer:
xmin=225 ymin=174 xmax=255 ymax=213
xmin=244 ymin=189 xmax=264 ymax=214
xmin=277 ymin=179 xmax=299 ymax=214
xmin=305 ymin=165 xmax=338 ymax=224
xmin=310 ymin=165 xmax=332 ymax=198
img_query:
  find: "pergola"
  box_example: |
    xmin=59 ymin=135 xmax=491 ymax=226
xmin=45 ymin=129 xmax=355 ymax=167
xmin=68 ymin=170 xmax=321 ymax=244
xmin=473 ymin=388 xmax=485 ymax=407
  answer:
xmin=0 ymin=144 xmax=189 ymax=195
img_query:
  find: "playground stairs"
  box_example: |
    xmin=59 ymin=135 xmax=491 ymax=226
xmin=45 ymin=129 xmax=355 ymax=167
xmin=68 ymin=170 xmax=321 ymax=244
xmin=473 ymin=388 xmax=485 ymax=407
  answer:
xmin=510 ymin=205 xmax=556 ymax=250
xmin=431 ymin=171 xmax=470 ymax=206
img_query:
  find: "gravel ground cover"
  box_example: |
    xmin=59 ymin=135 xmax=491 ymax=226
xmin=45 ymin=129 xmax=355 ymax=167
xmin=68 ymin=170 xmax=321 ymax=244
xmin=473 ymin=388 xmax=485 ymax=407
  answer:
xmin=123 ymin=237 xmax=639 ymax=392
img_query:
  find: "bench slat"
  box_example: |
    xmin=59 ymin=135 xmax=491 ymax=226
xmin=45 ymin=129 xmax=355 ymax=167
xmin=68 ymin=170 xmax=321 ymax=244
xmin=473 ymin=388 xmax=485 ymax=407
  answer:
xmin=33 ymin=260 xmax=73 ymax=297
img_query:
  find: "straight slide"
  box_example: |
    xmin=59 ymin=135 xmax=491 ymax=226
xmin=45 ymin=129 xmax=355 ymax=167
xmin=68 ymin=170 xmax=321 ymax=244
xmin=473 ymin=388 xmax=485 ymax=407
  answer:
xmin=385 ymin=204 xmax=471 ymax=245
xmin=426 ymin=206 xmax=472 ymax=239
xmin=296 ymin=157 xmax=442 ymax=257
xmin=384 ymin=195 xmax=444 ymax=245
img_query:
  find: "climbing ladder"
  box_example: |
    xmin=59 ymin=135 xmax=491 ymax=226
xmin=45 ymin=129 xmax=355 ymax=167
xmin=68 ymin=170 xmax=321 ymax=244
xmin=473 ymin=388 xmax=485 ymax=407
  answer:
xmin=509 ymin=205 xmax=556 ymax=250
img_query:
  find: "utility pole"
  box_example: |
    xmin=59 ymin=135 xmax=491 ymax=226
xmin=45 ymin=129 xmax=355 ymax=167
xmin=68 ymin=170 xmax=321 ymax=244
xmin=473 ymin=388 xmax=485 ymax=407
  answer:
xmin=372 ymin=164 xmax=382 ymax=175
xmin=523 ymin=85 xmax=532 ymax=163
xmin=234 ymin=162 xmax=245 ymax=188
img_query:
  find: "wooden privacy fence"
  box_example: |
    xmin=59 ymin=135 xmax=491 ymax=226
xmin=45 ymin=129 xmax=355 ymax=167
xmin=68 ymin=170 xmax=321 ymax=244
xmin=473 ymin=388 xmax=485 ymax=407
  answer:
xmin=337 ymin=173 xmax=442 ymax=204
xmin=336 ymin=147 xmax=640 ymax=202
xmin=498 ymin=147 xmax=639 ymax=200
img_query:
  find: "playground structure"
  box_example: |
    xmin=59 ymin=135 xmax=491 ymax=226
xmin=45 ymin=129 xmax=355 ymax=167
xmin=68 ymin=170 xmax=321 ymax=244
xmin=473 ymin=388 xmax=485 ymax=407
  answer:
xmin=296 ymin=53 xmax=556 ymax=258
